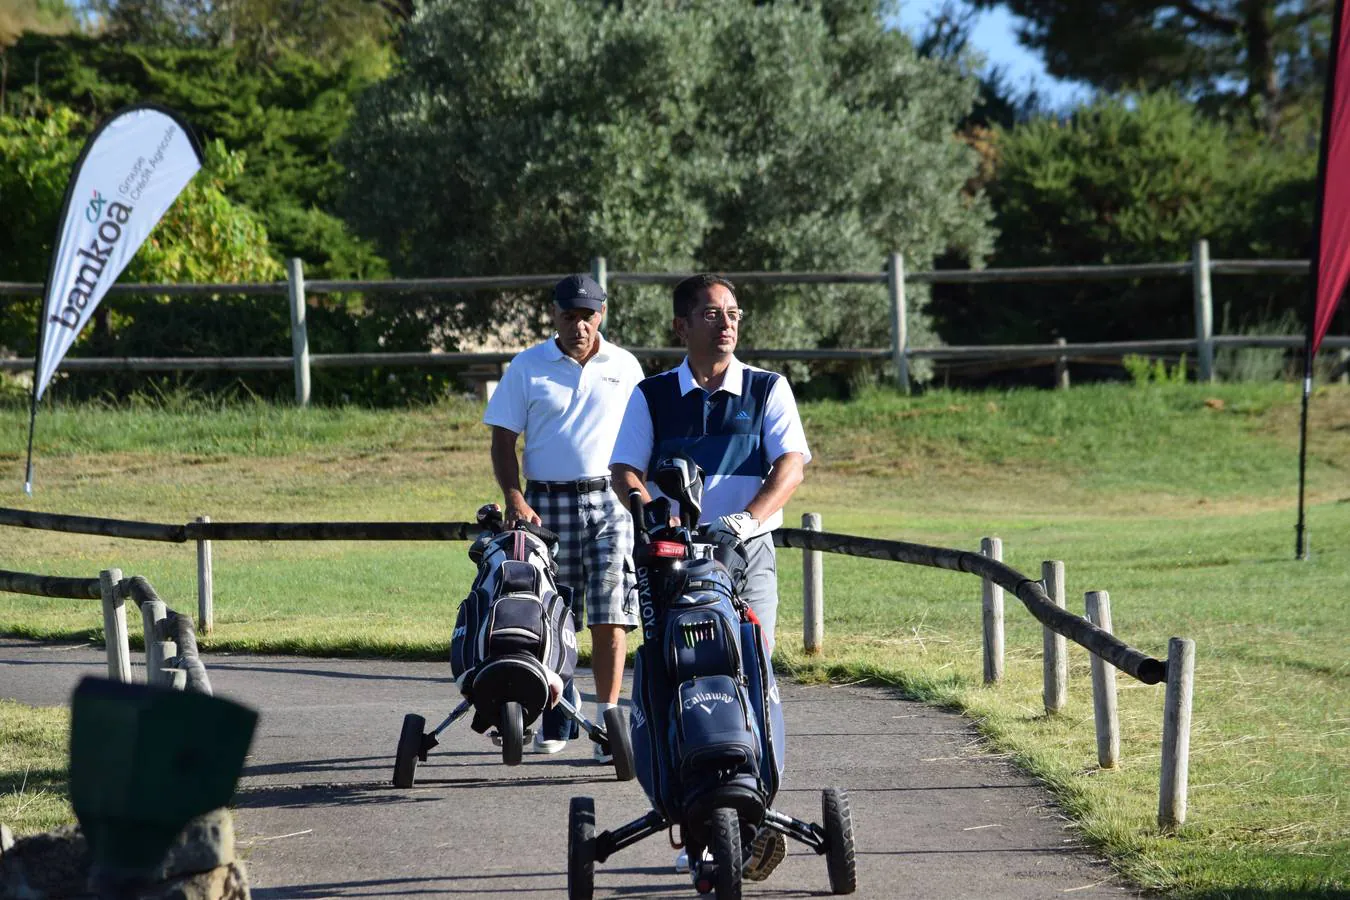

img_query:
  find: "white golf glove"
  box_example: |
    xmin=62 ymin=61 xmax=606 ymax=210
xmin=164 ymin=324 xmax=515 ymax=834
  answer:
xmin=707 ymin=511 xmax=760 ymax=544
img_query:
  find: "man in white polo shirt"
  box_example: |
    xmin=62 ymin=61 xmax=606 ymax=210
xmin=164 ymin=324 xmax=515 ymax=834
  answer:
xmin=483 ymin=274 xmax=645 ymax=760
xmin=609 ymin=272 xmax=808 ymax=880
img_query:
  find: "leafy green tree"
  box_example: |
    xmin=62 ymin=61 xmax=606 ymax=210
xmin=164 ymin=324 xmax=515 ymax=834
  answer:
xmin=0 ymin=107 xmax=279 ymax=388
xmin=85 ymin=0 xmax=400 ymax=61
xmin=3 ymin=32 xmax=391 ymax=278
xmin=338 ymin=0 xmax=994 ymax=376
xmin=927 ymin=91 xmax=1318 ymax=347
xmin=968 ymin=0 xmax=1332 ymax=126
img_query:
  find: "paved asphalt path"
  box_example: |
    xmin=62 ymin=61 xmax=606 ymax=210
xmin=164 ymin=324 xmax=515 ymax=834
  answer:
xmin=2 ymin=638 xmax=1139 ymax=899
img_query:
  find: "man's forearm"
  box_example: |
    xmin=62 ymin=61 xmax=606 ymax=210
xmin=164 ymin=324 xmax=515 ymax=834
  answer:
xmin=743 ymin=452 xmax=805 ymax=523
xmin=610 ymin=464 xmax=649 ymax=507
xmin=489 ymin=429 xmax=525 ymax=502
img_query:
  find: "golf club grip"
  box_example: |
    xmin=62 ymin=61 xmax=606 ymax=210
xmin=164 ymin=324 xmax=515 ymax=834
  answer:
xmin=514 ymin=520 xmax=559 ymax=544
xmin=628 ymin=489 xmax=649 ymax=542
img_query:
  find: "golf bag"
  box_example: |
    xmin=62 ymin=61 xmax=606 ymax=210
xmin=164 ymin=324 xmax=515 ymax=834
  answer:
xmin=450 ymin=521 xmax=579 ymax=736
xmin=630 ymin=548 xmax=787 ymax=832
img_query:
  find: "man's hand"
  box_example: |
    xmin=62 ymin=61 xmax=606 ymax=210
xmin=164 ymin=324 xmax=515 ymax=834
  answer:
xmin=707 ymin=511 xmax=759 ymax=544
xmin=505 ymin=492 xmax=542 ymax=526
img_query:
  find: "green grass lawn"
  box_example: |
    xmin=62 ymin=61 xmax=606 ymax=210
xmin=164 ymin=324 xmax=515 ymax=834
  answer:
xmin=1 ymin=382 xmax=1347 ymax=897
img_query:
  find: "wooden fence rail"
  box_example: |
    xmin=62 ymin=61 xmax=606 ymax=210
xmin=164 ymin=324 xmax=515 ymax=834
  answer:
xmin=3 ymin=249 xmax=1347 ymax=400
xmin=0 ymin=566 xmax=211 ymax=694
xmin=2 ymin=509 xmax=1191 ymax=822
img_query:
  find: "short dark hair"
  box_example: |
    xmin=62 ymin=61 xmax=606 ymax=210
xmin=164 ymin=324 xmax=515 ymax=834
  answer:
xmin=672 ymin=274 xmax=737 ymax=318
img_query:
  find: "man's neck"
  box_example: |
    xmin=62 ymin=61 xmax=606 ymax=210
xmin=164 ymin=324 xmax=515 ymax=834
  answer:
xmin=556 ymin=335 xmax=601 ymax=365
xmin=688 ymin=353 xmax=732 ymax=391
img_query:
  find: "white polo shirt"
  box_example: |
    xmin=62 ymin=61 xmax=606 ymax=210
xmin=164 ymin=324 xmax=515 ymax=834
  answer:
xmin=484 ymin=335 xmax=645 ymax=481
xmin=609 ymin=356 xmax=810 ymax=535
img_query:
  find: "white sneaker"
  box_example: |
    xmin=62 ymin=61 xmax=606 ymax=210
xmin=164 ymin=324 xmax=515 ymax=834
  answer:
xmin=593 ymin=740 xmax=613 ymax=764
xmin=674 ymin=849 xmax=689 ymax=873
xmin=532 ymin=734 xmax=567 ymax=754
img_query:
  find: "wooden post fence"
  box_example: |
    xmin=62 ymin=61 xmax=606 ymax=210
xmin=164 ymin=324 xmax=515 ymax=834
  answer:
xmin=1159 ymin=637 xmax=1196 ymax=829
xmin=197 ymin=514 xmax=214 ymax=634
xmin=888 ymin=251 xmax=909 ymax=394
xmin=99 ymin=568 xmax=131 ymax=683
xmin=981 ymin=537 xmax=1004 ymax=684
xmin=1041 ymin=560 xmax=1068 ymax=714
xmin=1086 ymin=590 xmax=1120 ymax=768
xmin=140 ymin=597 xmax=172 ymax=688
xmin=1192 ymin=240 xmax=1214 ymax=383
xmin=802 ymin=512 xmax=824 ymax=654
xmin=1054 ymin=337 xmax=1070 ymax=390
xmin=287 ymin=257 xmax=311 ymax=407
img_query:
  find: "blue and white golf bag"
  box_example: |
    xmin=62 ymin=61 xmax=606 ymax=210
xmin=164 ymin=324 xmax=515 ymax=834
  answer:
xmin=630 ymin=550 xmax=787 ymax=831
xmin=450 ymin=524 xmax=579 ymax=735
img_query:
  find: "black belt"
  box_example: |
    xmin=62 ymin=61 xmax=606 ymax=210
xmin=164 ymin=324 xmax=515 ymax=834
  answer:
xmin=526 ymin=477 xmax=611 ymax=494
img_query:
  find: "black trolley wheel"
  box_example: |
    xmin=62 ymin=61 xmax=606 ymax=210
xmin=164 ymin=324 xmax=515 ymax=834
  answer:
xmin=709 ymin=807 xmax=743 ymax=900
xmin=567 ymin=796 xmax=596 ymax=900
xmin=602 ymin=705 xmax=636 ymax=782
xmin=500 ymin=701 xmax=524 ymax=766
xmin=822 ymin=787 xmax=857 ymax=894
xmin=393 ymin=713 xmax=425 ymax=788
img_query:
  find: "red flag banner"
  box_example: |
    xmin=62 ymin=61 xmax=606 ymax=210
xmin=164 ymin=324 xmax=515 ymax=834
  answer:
xmin=1314 ymin=0 xmax=1350 ymax=355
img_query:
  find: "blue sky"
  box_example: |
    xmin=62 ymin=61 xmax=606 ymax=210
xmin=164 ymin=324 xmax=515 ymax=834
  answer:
xmin=892 ymin=1 xmax=1092 ymax=109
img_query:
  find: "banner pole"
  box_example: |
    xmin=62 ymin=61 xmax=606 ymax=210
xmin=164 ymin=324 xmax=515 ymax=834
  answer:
xmin=23 ymin=391 xmax=38 ymax=496
xmin=1295 ymin=344 xmax=1313 ymax=560
xmin=1295 ymin=0 xmax=1348 ymax=559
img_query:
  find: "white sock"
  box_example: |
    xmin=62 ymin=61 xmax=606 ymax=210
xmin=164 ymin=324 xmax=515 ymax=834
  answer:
xmin=596 ymin=701 xmax=617 ymax=722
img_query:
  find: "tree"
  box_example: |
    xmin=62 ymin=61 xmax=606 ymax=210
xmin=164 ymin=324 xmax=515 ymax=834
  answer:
xmin=84 ymin=0 xmax=402 ymax=61
xmin=0 ymin=106 xmax=281 ymax=394
xmin=3 ymin=33 xmax=391 ymax=278
xmin=927 ymin=91 xmax=1318 ymax=347
xmin=969 ymin=0 xmax=1333 ymax=127
xmin=338 ymin=0 xmax=993 ymax=376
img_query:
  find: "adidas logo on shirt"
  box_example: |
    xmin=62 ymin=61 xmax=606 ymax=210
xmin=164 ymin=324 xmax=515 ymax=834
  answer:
xmin=735 ymin=410 xmax=752 ymax=420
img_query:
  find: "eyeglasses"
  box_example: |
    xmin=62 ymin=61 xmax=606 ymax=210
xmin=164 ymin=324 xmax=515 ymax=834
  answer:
xmin=695 ymin=308 xmax=745 ymax=324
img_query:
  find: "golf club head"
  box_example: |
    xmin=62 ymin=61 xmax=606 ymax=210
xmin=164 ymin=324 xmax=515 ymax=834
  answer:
xmin=653 ymin=452 xmax=703 ymax=526
xmin=642 ymin=496 xmax=673 ymax=535
xmin=476 ymin=503 xmax=504 ymax=529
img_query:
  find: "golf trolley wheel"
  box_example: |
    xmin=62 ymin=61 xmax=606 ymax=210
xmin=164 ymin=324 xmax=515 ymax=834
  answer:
xmin=709 ymin=807 xmax=743 ymax=900
xmin=602 ymin=706 xmax=636 ymax=781
xmin=567 ymin=796 xmax=596 ymax=900
xmin=392 ymin=713 xmax=425 ymax=788
xmin=822 ymin=788 xmax=857 ymax=895
xmin=500 ymin=701 xmax=525 ymax=766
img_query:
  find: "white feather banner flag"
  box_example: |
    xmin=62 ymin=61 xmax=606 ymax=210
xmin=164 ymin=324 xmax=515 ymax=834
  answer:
xmin=24 ymin=104 xmax=203 ymax=493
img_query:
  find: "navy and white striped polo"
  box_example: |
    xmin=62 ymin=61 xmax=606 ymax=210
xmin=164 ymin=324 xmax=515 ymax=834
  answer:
xmin=610 ymin=356 xmax=811 ymax=534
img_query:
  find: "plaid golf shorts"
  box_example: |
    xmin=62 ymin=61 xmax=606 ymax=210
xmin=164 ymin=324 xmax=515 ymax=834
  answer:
xmin=526 ymin=481 xmax=638 ymax=629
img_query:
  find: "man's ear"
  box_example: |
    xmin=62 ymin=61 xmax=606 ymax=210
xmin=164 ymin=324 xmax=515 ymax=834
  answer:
xmin=672 ymin=316 xmax=688 ymax=342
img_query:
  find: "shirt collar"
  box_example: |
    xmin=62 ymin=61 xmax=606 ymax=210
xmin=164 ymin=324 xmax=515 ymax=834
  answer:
xmin=547 ymin=334 xmax=611 ymax=363
xmin=677 ymin=356 xmax=745 ymax=396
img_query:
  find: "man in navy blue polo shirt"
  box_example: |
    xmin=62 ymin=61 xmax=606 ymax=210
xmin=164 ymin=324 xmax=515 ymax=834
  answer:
xmin=610 ymin=272 xmax=809 ymax=880
xmin=609 ymin=273 xmax=810 ymax=651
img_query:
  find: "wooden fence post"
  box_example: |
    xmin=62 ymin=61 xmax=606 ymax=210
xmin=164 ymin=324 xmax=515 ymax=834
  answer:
xmin=590 ymin=256 xmax=608 ymax=295
xmin=141 ymin=598 xmax=170 ymax=687
xmin=1085 ymin=590 xmax=1120 ymax=768
xmin=197 ymin=514 xmax=214 ymax=635
xmin=1192 ymin=239 xmax=1214 ymax=383
xmin=99 ymin=568 xmax=131 ymax=683
xmin=287 ymin=257 xmax=311 ymax=407
xmin=1054 ymin=337 xmax=1070 ymax=389
xmin=981 ymin=537 xmax=1004 ymax=684
xmin=888 ymin=252 xmax=910 ymax=394
xmin=803 ymin=513 xmax=824 ymax=655
xmin=1041 ymin=560 xmax=1068 ymax=714
xmin=1159 ymin=637 xmax=1196 ymax=830
xmin=1338 ymin=347 xmax=1349 ymax=386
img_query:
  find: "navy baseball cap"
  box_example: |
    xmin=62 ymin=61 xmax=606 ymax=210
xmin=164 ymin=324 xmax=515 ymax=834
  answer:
xmin=553 ymin=274 xmax=606 ymax=312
